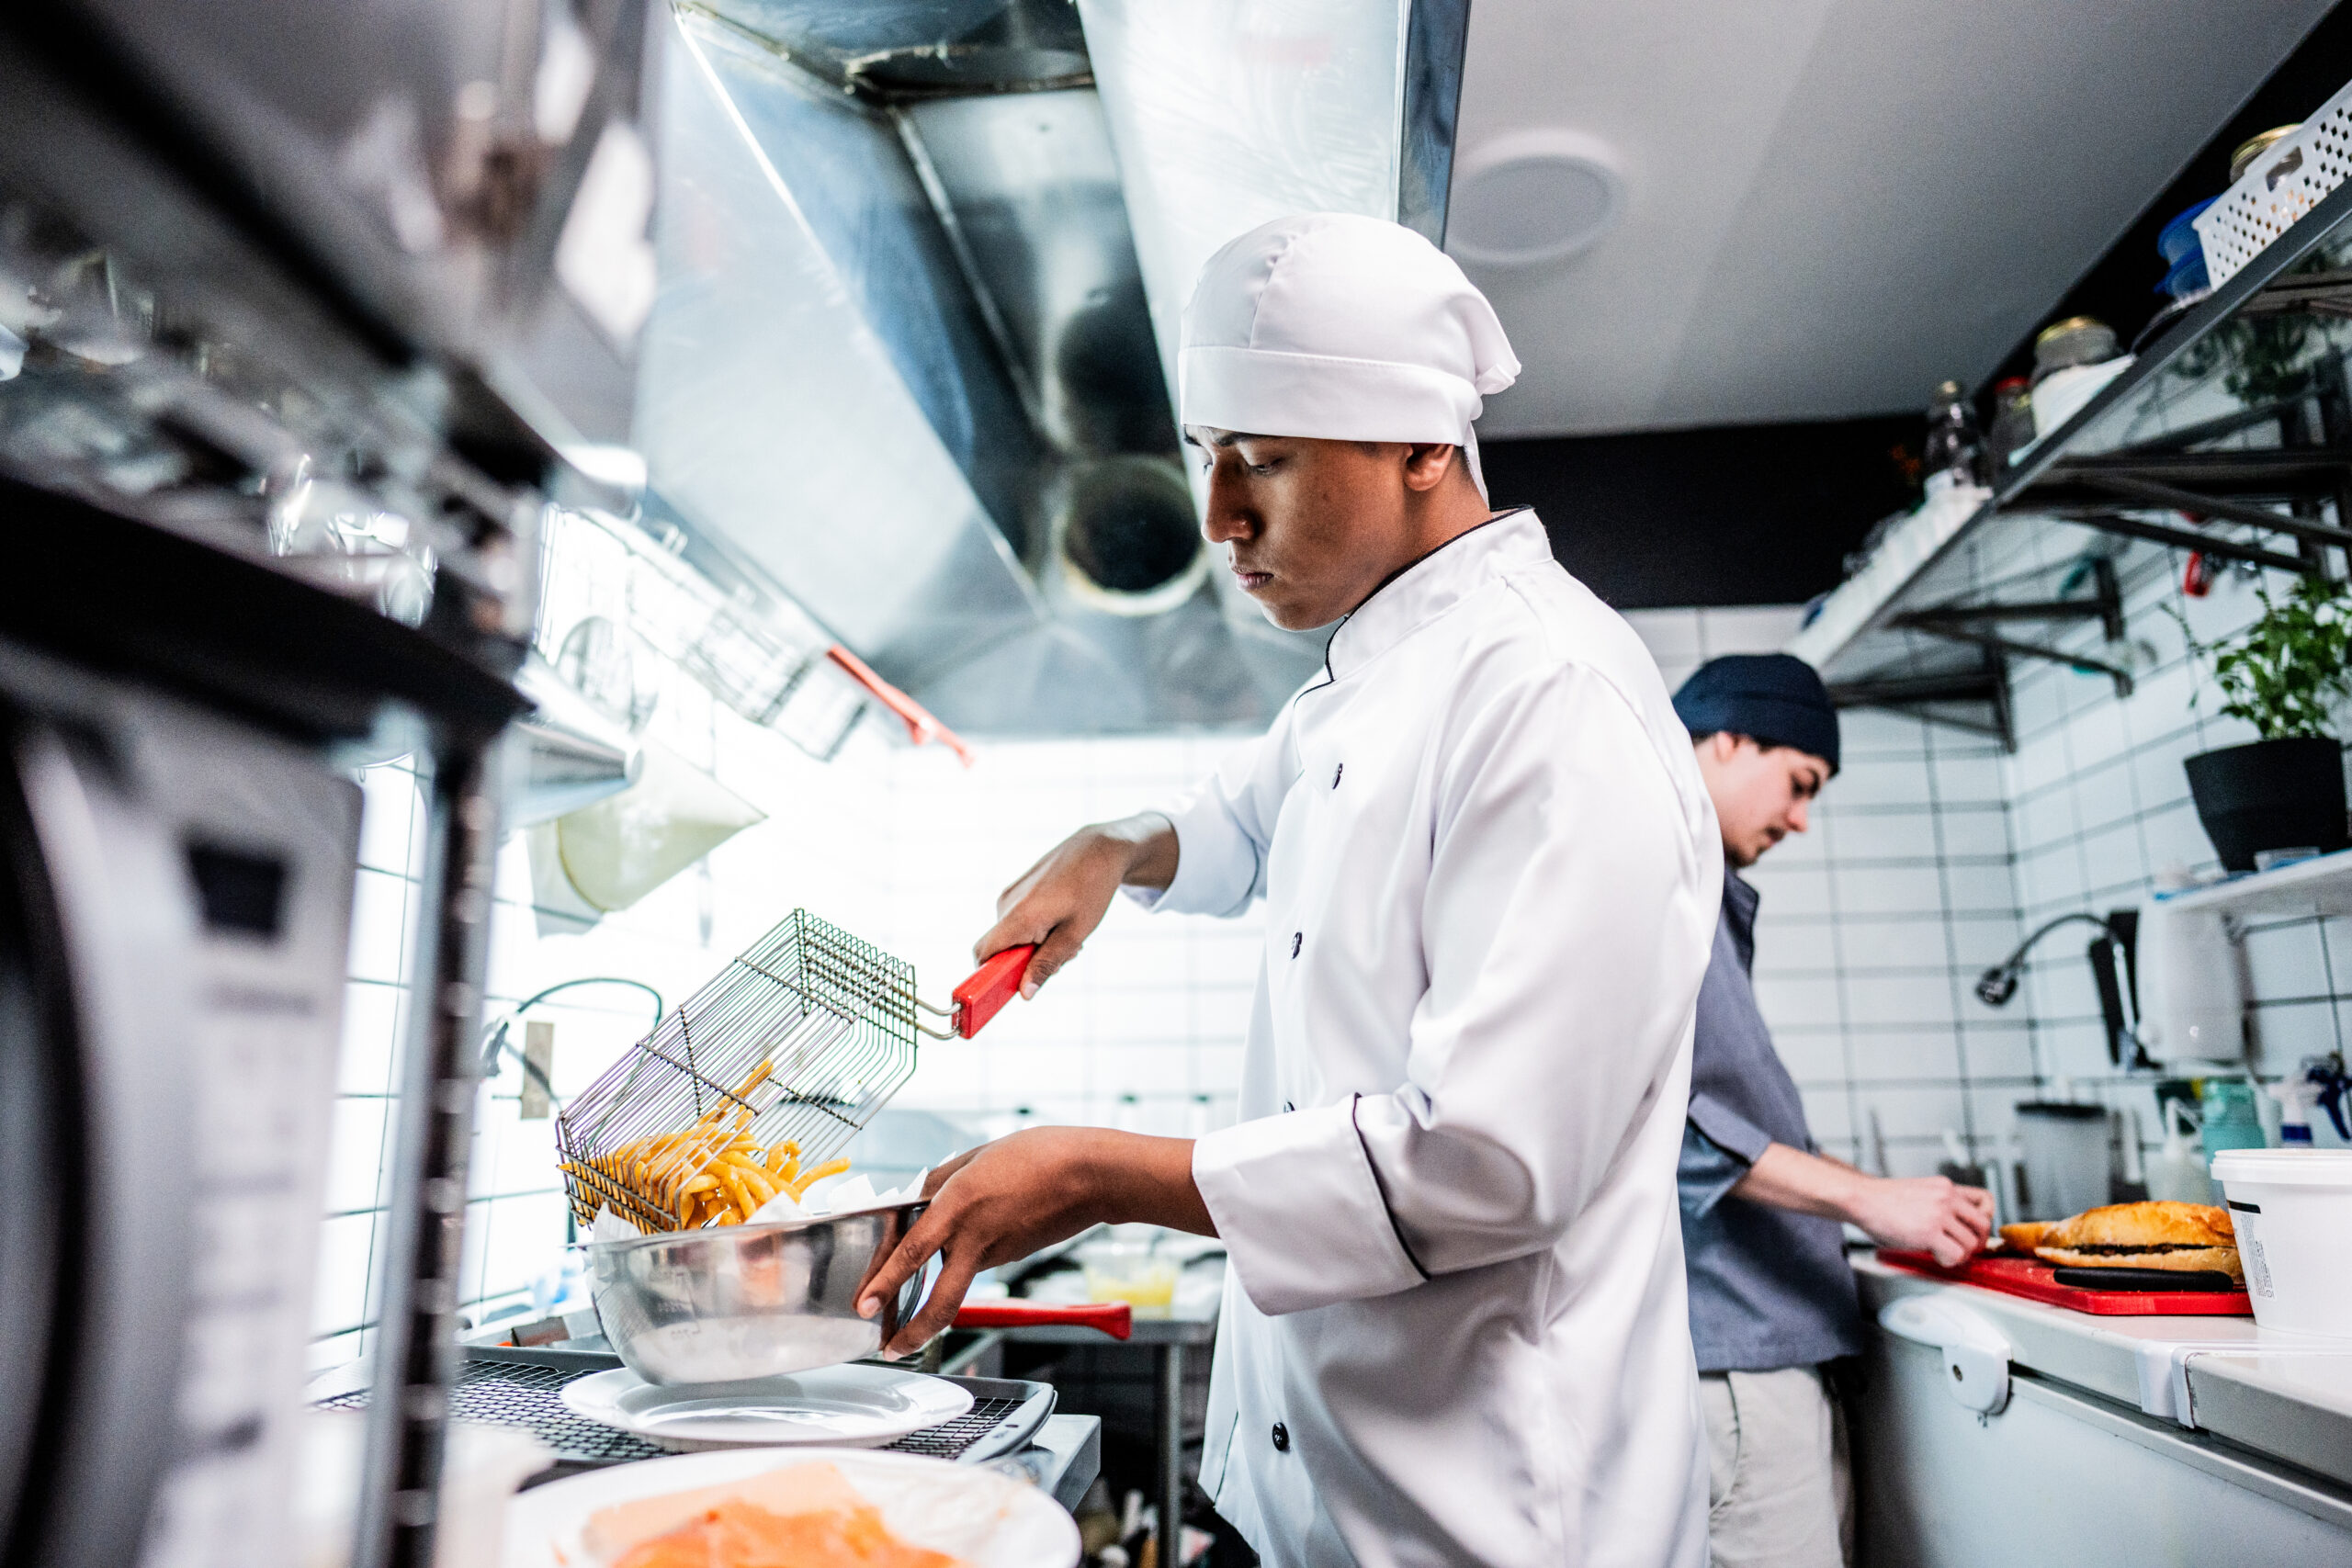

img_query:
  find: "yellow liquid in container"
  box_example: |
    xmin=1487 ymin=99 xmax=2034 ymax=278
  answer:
xmin=1083 ymin=1254 xmax=1180 ymax=1315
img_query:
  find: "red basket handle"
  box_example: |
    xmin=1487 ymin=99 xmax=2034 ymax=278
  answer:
xmin=953 ymin=1301 xmax=1132 ymax=1340
xmin=953 ymin=945 xmax=1034 ymax=1038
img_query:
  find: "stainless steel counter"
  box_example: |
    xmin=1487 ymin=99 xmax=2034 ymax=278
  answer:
xmin=1851 ymin=1252 xmax=2352 ymax=1565
xmin=1857 ymin=1252 xmax=2352 ymax=1485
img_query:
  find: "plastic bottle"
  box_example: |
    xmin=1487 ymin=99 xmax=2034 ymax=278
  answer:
xmin=1985 ymin=376 xmax=2035 ymax=468
xmin=2199 ymin=1078 xmax=2267 ymax=1198
xmin=2269 ymin=1077 xmax=2320 ymax=1145
xmin=1922 ymin=379 xmax=1989 ymax=495
xmin=2145 ymin=1100 xmax=2211 ymax=1203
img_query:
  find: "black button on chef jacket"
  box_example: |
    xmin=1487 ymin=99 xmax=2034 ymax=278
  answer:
xmin=1679 ymin=865 xmax=1865 ymax=1372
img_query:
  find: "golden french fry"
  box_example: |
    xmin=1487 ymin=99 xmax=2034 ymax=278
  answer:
xmin=648 ymin=1128 xmax=725 ymax=1195
xmin=729 ymin=1161 xmax=778 ymax=1208
xmin=785 ymin=1156 xmax=850 ymax=1201
xmin=562 ymin=1070 xmax=851 ymax=1233
xmin=714 ymin=1166 xmax=750 ymax=1221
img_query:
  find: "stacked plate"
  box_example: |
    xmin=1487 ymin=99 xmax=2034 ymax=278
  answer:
xmin=561 ymin=1363 xmax=975 ymax=1452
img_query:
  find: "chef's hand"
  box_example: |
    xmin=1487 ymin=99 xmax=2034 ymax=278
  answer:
xmin=854 ymin=1127 xmax=1214 ymax=1356
xmin=1732 ymin=1143 xmax=1994 ymax=1267
xmin=972 ymin=812 xmax=1178 ymax=998
xmin=1845 ymin=1175 xmax=1996 ymax=1267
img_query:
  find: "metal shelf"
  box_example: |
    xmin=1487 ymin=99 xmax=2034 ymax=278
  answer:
xmin=1791 ymin=171 xmax=2352 ymax=747
xmin=2152 ymin=847 xmax=2352 ymax=921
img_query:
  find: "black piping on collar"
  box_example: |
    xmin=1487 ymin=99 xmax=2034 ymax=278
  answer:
xmin=1296 ymin=506 xmax=1532 ymax=704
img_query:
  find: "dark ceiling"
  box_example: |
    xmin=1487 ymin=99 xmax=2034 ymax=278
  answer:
xmin=1484 ymin=415 xmax=1921 ymax=610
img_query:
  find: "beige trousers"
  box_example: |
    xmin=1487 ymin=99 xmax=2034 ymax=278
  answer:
xmin=1698 ymin=1366 xmax=1852 ymax=1568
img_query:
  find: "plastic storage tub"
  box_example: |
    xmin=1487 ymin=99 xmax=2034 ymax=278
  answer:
xmin=2210 ymin=1149 xmax=2352 ymax=1337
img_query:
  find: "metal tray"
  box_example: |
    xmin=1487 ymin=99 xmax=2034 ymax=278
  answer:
xmin=309 ymin=1348 xmax=1055 ymax=1468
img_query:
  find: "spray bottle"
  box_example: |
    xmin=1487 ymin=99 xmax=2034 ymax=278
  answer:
xmin=2269 ymin=1072 xmax=2323 ymax=1145
xmin=2145 ymin=1099 xmax=2211 ymax=1202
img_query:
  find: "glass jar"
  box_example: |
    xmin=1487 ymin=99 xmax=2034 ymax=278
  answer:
xmin=2032 ymin=316 xmax=2120 ymax=383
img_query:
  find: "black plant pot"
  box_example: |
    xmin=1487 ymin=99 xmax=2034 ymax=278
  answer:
xmin=2183 ymin=736 xmax=2348 ymax=873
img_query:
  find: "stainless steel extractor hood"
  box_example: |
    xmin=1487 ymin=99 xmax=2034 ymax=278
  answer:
xmin=628 ymin=0 xmax=1467 ymax=734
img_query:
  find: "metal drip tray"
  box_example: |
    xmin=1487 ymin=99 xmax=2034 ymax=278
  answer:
xmin=309 ymin=1349 xmax=1053 ymax=1470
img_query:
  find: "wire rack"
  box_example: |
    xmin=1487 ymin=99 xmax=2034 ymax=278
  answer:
xmin=312 ymin=1361 xmax=1028 ymax=1464
xmin=556 ymin=909 xmax=933 ymax=1233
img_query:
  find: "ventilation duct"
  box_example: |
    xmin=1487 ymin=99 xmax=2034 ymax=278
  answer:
xmin=1052 ymin=458 xmax=1206 ymax=616
xmin=624 ymin=1 xmax=1468 ymax=734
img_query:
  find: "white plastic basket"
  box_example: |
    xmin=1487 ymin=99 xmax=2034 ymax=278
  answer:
xmin=2194 ymin=77 xmax=2352 ymax=289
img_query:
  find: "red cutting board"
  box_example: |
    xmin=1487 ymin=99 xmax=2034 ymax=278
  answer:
xmin=1877 ymin=1248 xmax=2253 ymax=1315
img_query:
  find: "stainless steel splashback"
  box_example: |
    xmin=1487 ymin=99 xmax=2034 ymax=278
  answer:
xmin=627 ymin=1 xmax=1466 ymax=734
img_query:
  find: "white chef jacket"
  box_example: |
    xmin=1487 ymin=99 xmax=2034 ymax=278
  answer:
xmin=1132 ymin=510 xmax=1718 ymax=1568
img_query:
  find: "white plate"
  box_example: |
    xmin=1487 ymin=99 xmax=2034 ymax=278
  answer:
xmin=561 ymin=1363 xmax=975 ymax=1451
xmin=503 ymin=1447 xmax=1080 ymax=1568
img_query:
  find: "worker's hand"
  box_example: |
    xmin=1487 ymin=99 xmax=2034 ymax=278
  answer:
xmin=854 ymin=1127 xmax=1211 ymax=1357
xmin=972 ymin=812 xmax=1176 ymax=998
xmin=1846 ymin=1175 xmax=1995 ymax=1267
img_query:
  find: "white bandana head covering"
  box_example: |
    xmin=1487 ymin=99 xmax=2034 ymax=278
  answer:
xmin=1179 ymin=212 xmax=1521 ymax=498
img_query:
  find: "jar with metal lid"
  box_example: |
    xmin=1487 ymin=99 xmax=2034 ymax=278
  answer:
xmin=2229 ymin=124 xmax=2301 ymax=184
xmin=2031 ymin=316 xmax=2120 ymax=382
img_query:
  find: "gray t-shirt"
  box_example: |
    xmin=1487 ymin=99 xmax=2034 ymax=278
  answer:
xmin=1679 ymin=867 xmax=1864 ymax=1371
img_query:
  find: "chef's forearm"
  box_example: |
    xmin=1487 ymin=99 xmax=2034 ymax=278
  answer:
xmin=1728 ymin=1141 xmax=1866 ymax=1223
xmin=1091 ymin=810 xmax=1179 ymax=891
xmin=1080 ymin=1129 xmax=1217 ymax=1236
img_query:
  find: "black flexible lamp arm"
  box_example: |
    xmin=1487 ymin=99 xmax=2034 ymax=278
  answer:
xmin=478 ymin=976 xmax=666 ymax=1101
xmin=1975 ymin=912 xmax=2128 ymax=1007
xmin=475 ymin=976 xmax=663 ymax=1254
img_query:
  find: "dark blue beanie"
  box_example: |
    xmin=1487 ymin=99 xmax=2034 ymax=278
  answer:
xmin=1672 ymin=654 xmax=1840 ymax=773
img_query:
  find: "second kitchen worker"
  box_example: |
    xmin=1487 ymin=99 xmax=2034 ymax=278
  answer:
xmin=860 ymin=213 xmax=1721 ymax=1567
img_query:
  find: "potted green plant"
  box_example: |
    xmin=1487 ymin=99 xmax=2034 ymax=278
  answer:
xmin=2176 ymin=573 xmax=2352 ymax=872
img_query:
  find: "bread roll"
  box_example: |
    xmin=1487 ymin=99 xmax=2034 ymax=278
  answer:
xmin=2043 ymin=1201 xmax=2234 ymax=1250
xmin=1997 ymin=1221 xmax=2056 ymax=1254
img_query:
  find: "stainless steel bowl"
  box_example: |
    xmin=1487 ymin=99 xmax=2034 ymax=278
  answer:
xmin=588 ymin=1203 xmax=927 ymax=1386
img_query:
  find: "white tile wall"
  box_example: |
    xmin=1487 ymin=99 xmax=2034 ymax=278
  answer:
xmin=1623 ymin=606 xmax=2026 ymax=1179
xmin=1995 ymin=540 xmax=2352 ymax=1164
xmin=317 ymin=684 xmax=1262 ymax=1365
xmin=317 ymin=547 xmax=2352 ymax=1364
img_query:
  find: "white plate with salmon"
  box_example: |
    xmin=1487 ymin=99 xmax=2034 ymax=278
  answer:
xmin=502 ymin=1447 xmax=1080 ymax=1568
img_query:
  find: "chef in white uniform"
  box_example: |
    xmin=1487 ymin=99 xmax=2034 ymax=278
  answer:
xmin=858 ymin=213 xmax=1719 ymax=1568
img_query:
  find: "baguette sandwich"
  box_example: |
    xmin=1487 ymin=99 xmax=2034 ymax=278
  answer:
xmin=1996 ymin=1220 xmax=2056 ymax=1254
xmin=2031 ymin=1200 xmax=2241 ymax=1280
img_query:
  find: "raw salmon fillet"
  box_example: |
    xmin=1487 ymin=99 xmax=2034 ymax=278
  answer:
xmin=585 ymin=1462 xmax=967 ymax=1568
xmin=611 ymin=1497 xmax=967 ymax=1568
xmin=585 ymin=1462 xmax=867 ymax=1559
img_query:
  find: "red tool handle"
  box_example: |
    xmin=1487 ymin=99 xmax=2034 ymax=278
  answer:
xmin=826 ymin=646 xmax=976 ymax=767
xmin=953 ymin=944 xmax=1034 ymax=1038
xmin=953 ymin=1301 xmax=1132 ymax=1340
